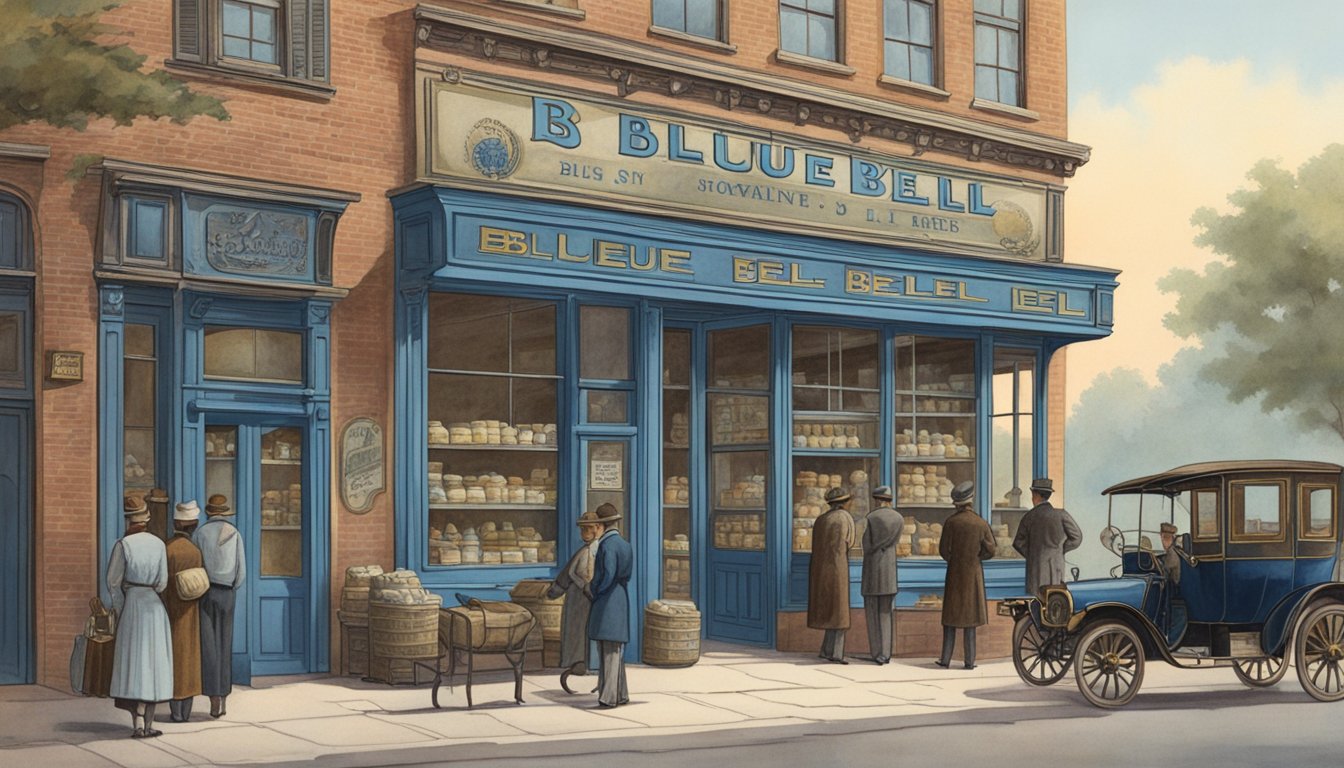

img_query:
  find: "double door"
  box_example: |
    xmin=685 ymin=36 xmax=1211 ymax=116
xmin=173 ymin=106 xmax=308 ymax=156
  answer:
xmin=0 ymin=406 xmax=31 ymax=683
xmin=204 ymin=420 xmax=312 ymax=678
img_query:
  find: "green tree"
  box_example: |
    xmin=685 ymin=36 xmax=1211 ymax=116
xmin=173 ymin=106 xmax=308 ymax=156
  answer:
xmin=1161 ymin=144 xmax=1344 ymax=441
xmin=0 ymin=0 xmax=227 ymax=131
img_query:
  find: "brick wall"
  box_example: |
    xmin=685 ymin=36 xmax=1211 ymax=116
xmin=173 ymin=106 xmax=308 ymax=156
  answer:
xmin=776 ymin=606 xmax=1015 ymax=659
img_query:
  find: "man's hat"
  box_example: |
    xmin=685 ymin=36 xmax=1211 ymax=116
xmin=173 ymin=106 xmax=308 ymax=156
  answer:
xmin=1159 ymin=522 xmax=1178 ymax=535
xmin=174 ymin=499 xmax=201 ymax=522
xmin=123 ymin=494 xmax=150 ymax=523
xmin=591 ymin=502 xmax=622 ymax=524
xmin=147 ymin=488 xmax=169 ymax=503
xmin=872 ymin=485 xmax=894 ymax=501
xmin=1030 ymin=477 xmax=1054 ymax=494
xmin=205 ymin=494 xmax=233 ymax=516
xmin=576 ymin=510 xmax=603 ymax=527
xmin=951 ymin=481 xmax=975 ymax=505
xmin=824 ymin=486 xmax=851 ymax=505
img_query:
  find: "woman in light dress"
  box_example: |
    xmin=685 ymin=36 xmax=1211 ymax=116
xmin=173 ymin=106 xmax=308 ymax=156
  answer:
xmin=107 ymin=495 xmax=174 ymax=738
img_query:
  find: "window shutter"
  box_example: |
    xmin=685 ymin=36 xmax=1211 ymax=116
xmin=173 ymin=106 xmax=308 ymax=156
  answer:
xmin=174 ymin=0 xmax=204 ymax=62
xmin=289 ymin=0 xmax=330 ymax=83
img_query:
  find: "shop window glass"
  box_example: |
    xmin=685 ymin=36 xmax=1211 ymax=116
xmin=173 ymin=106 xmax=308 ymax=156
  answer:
xmin=426 ymin=292 xmax=560 ymax=567
xmin=893 ymin=336 xmax=978 ymax=557
xmin=708 ymin=324 xmax=771 ymax=553
xmin=580 ymin=305 xmax=632 ymax=380
xmin=991 ymin=347 xmax=1034 ymax=514
xmin=586 ymin=390 xmax=629 ymax=424
xmin=260 ymin=426 xmax=303 ymax=576
xmin=0 ymin=313 xmax=18 ymax=378
xmin=1302 ymin=485 xmax=1336 ymax=540
xmin=662 ymin=329 xmax=692 ymax=600
xmin=709 ymin=325 xmax=769 ymax=390
xmin=204 ymin=327 xmax=303 ymax=383
xmin=123 ymin=323 xmax=158 ymax=498
xmin=792 ymin=326 xmax=879 ymax=449
xmin=1231 ymin=482 xmax=1283 ymax=540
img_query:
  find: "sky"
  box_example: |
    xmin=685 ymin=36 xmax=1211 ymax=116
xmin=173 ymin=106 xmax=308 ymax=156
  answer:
xmin=1062 ymin=0 xmax=1344 ymax=408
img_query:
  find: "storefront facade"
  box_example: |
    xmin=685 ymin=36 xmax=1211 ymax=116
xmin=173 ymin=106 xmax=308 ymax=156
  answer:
xmin=394 ymin=65 xmax=1116 ymax=654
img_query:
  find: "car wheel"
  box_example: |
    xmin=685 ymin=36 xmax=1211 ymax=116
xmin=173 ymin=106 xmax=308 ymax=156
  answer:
xmin=1074 ymin=621 xmax=1145 ymax=708
xmin=1012 ymin=615 xmax=1071 ymax=686
xmin=1232 ymin=655 xmax=1288 ymax=688
xmin=1294 ymin=602 xmax=1344 ymax=702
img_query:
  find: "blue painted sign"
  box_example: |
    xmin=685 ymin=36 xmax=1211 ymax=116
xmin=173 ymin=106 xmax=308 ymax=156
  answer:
xmin=184 ymin=195 xmax=317 ymax=284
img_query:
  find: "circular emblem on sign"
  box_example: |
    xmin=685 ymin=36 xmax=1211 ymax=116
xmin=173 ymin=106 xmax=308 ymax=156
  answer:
xmin=465 ymin=119 xmax=521 ymax=180
xmin=990 ymin=200 xmax=1040 ymax=258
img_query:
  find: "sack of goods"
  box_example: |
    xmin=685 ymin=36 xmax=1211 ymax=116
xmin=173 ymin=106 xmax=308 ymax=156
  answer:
xmin=370 ymin=570 xmax=441 ymax=606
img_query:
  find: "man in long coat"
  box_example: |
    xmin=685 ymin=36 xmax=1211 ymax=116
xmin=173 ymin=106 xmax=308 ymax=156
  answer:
xmin=194 ymin=494 xmax=245 ymax=719
xmin=861 ymin=485 xmax=903 ymax=665
xmin=107 ymin=495 xmax=173 ymax=738
xmin=1012 ymin=477 xmax=1082 ymax=597
xmin=937 ymin=482 xmax=996 ymax=670
xmin=809 ymin=487 xmax=856 ymax=664
xmin=548 ymin=509 xmax=602 ymax=694
xmin=586 ymin=503 xmax=633 ymax=708
xmin=164 ymin=500 xmax=205 ymax=722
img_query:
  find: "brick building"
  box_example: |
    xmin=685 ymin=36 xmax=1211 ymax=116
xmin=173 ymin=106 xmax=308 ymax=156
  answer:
xmin=0 ymin=0 xmax=1113 ymax=688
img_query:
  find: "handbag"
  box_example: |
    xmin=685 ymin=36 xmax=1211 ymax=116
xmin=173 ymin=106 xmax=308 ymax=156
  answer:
xmin=77 ymin=597 xmax=117 ymax=697
xmin=176 ymin=566 xmax=211 ymax=601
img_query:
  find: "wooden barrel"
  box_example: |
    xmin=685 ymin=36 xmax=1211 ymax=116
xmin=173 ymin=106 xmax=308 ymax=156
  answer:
xmin=642 ymin=600 xmax=701 ymax=667
xmin=340 ymin=587 xmax=370 ymax=626
xmin=369 ymin=601 xmax=440 ymax=662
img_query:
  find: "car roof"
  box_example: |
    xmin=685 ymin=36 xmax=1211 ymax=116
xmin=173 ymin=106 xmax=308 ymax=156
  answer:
xmin=1102 ymin=460 xmax=1344 ymax=496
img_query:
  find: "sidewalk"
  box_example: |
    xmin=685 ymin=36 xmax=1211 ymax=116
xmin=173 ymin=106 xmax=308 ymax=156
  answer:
xmin=0 ymin=642 xmax=1250 ymax=767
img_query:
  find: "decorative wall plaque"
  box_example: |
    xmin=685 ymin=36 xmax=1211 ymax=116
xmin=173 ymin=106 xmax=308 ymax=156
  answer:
xmin=45 ymin=350 xmax=84 ymax=381
xmin=340 ymin=417 xmax=385 ymax=513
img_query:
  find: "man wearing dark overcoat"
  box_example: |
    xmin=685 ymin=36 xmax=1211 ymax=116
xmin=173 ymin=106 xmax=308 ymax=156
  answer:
xmin=164 ymin=500 xmax=205 ymax=722
xmin=1012 ymin=477 xmax=1083 ymax=597
xmin=937 ymin=482 xmax=996 ymax=670
xmin=861 ymin=485 xmax=903 ymax=665
xmin=809 ymin=486 xmax=856 ymax=664
xmin=586 ymin=503 xmax=633 ymax=708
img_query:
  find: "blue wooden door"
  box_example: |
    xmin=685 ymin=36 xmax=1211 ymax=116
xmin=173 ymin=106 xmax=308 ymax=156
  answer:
xmin=0 ymin=406 xmax=31 ymax=683
xmin=703 ymin=322 xmax=773 ymax=645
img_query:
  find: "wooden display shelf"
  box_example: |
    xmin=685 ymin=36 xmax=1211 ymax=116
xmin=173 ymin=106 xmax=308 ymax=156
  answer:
xmin=261 ymin=458 xmax=302 ymax=465
xmin=262 ymin=525 xmax=302 ymax=531
xmin=205 ymin=455 xmax=237 ymax=461
xmin=428 ymin=444 xmax=557 ymax=452
xmin=895 ymin=457 xmax=974 ymax=463
xmin=428 ymin=503 xmax=556 ymax=511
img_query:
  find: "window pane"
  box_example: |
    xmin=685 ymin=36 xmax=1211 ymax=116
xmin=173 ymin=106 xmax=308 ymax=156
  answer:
xmin=222 ymin=1 xmax=249 ymax=36
xmin=999 ymin=28 xmax=1019 ymax=68
xmin=222 ymin=36 xmax=250 ymax=59
xmin=687 ymin=0 xmax=719 ymax=38
xmin=886 ymin=0 xmax=909 ymax=40
xmin=910 ymin=1 xmax=932 ymax=45
xmin=1002 ymin=0 xmax=1020 ymax=20
xmin=974 ymin=0 xmax=1001 ymax=14
xmin=1196 ymin=490 xmax=1219 ymax=538
xmin=204 ymin=327 xmax=302 ymax=383
xmin=124 ymin=427 xmax=157 ymax=490
xmin=124 ymin=358 xmax=157 ymax=428
xmin=587 ymin=390 xmax=629 ymax=424
xmin=709 ymin=325 xmax=769 ymax=390
xmin=911 ymin=47 xmax=933 ymax=84
xmin=252 ymin=42 xmax=276 ymax=64
xmin=1237 ymin=484 xmax=1282 ymax=537
xmin=653 ymin=0 xmax=684 ymax=30
xmin=974 ymin=24 xmax=996 ymax=64
xmin=663 ymin=329 xmax=691 ymax=387
xmin=1305 ymin=487 xmax=1335 ymax=538
xmin=203 ymin=327 xmax=256 ymax=379
xmin=261 ymin=427 xmax=303 ymax=577
xmin=0 ymin=313 xmax=20 ymax=376
xmin=252 ymin=6 xmax=275 ymax=42
xmin=885 ymin=42 xmax=910 ymax=79
xmin=780 ymin=7 xmax=807 ymax=54
xmin=807 ymin=0 xmax=835 ymax=12
xmin=426 ymin=293 xmax=510 ymax=372
xmin=999 ymin=70 xmax=1019 ymax=106
xmin=809 ymin=15 xmax=836 ymax=60
xmin=580 ymin=305 xmax=631 ymax=380
xmin=512 ymin=304 xmax=557 ymax=375
xmin=254 ymin=329 xmax=302 ymax=382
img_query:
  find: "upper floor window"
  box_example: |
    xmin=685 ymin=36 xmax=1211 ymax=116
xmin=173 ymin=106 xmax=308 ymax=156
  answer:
xmin=173 ymin=0 xmax=330 ymax=87
xmin=780 ymin=0 xmax=840 ymax=62
xmin=0 ymin=193 xmax=32 ymax=272
xmin=883 ymin=0 xmax=935 ymax=85
xmin=973 ymin=0 xmax=1023 ymax=106
xmin=653 ymin=0 xmax=725 ymax=42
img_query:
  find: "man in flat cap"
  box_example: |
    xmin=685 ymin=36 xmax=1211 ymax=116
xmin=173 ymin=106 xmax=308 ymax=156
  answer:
xmin=1159 ymin=522 xmax=1182 ymax=585
xmin=810 ymin=486 xmax=856 ymax=664
xmin=193 ymin=494 xmax=245 ymax=719
xmin=107 ymin=495 xmax=173 ymax=738
xmin=586 ymin=503 xmax=632 ymax=708
xmin=862 ymin=485 xmax=904 ymax=665
xmin=937 ymin=481 xmax=996 ymax=670
xmin=164 ymin=500 xmax=205 ymax=722
xmin=1012 ymin=477 xmax=1083 ymax=598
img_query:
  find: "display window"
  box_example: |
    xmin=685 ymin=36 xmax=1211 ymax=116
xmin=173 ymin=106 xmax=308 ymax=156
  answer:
xmin=661 ymin=328 xmax=693 ymax=600
xmin=990 ymin=346 xmax=1035 ymax=557
xmin=425 ymin=293 xmax=560 ymax=567
xmin=708 ymin=325 xmax=771 ymax=552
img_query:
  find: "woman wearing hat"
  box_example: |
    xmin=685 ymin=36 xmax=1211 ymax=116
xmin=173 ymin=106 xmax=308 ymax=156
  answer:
xmin=547 ymin=509 xmax=604 ymax=693
xmin=107 ymin=495 xmax=174 ymax=738
xmin=164 ymin=500 xmax=206 ymax=721
xmin=809 ymin=486 xmax=856 ymax=664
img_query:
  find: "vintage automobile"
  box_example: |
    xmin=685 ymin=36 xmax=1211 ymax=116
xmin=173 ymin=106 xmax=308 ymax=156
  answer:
xmin=1000 ymin=460 xmax=1344 ymax=707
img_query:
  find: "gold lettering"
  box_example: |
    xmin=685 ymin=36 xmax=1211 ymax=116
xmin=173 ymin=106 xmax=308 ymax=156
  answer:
xmin=733 ymin=257 xmax=756 ymax=283
xmin=630 ymin=247 xmax=657 ymax=271
xmin=934 ymin=279 xmax=957 ymax=298
xmin=1012 ymin=288 xmax=1051 ymax=313
xmin=958 ymin=282 xmax=989 ymax=303
xmin=846 ymin=268 xmax=871 ymax=294
xmin=873 ymin=275 xmax=899 ymax=296
xmin=903 ymin=275 xmax=933 ymax=297
xmin=661 ymin=249 xmax=694 ymax=275
xmin=595 ymin=241 xmax=629 ymax=269
xmin=1059 ymin=291 xmax=1088 ymax=317
xmin=758 ymin=260 xmax=786 ymax=285
xmin=789 ymin=263 xmax=825 ymax=288
xmin=558 ymin=233 xmax=590 ymax=263
xmin=529 ymin=233 xmax=554 ymax=260
xmin=479 ymin=226 xmax=529 ymax=256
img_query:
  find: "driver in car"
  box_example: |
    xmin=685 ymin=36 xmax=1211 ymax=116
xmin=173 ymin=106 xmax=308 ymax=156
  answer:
xmin=1159 ymin=522 xmax=1181 ymax=584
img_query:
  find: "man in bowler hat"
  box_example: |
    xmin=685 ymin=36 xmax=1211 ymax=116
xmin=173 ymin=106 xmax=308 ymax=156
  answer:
xmin=193 ymin=494 xmax=245 ymax=719
xmin=809 ymin=486 xmax=856 ymax=664
xmin=586 ymin=503 xmax=633 ymax=708
xmin=862 ymin=485 xmax=903 ymax=664
xmin=937 ymin=481 xmax=996 ymax=670
xmin=1012 ymin=477 xmax=1082 ymax=597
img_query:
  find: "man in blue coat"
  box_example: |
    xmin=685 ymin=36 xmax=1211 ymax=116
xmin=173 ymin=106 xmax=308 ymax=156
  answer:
xmin=586 ymin=503 xmax=632 ymax=708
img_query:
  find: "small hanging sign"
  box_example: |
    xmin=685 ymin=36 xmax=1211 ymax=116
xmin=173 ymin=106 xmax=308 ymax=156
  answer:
xmin=340 ymin=417 xmax=384 ymax=514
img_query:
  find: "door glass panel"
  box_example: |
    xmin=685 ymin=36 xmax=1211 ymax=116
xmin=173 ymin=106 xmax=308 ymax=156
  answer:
xmin=709 ymin=325 xmax=769 ymax=390
xmin=260 ymin=427 xmax=303 ymax=576
xmin=205 ymin=426 xmax=238 ymax=516
xmin=586 ymin=441 xmax=628 ymax=540
xmin=711 ymin=451 xmax=767 ymax=551
xmin=123 ymin=323 xmax=157 ymax=494
xmin=662 ymin=329 xmax=692 ymax=600
xmin=0 ymin=313 xmax=16 ymax=377
xmin=580 ymin=305 xmax=632 ymax=380
xmin=204 ymin=327 xmax=303 ymax=383
xmin=709 ymin=394 xmax=769 ymax=446
xmin=586 ymin=390 xmax=629 ymax=424
xmin=1303 ymin=486 xmax=1336 ymax=539
xmin=1232 ymin=482 xmax=1283 ymax=540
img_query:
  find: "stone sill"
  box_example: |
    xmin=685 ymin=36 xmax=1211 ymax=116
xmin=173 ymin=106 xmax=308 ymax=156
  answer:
xmin=165 ymin=59 xmax=335 ymax=101
xmin=647 ymin=25 xmax=737 ymax=54
xmin=492 ymin=0 xmax=586 ymax=20
xmin=970 ymin=98 xmax=1041 ymax=122
xmin=877 ymin=75 xmax=951 ymax=101
xmin=774 ymin=49 xmax=856 ymax=77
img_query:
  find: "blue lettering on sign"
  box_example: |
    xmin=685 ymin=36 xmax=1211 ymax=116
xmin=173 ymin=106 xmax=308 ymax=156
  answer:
xmin=532 ymin=97 xmax=581 ymax=149
xmin=714 ymin=134 xmax=751 ymax=173
xmin=757 ymin=144 xmax=795 ymax=179
xmin=806 ymin=155 xmax=835 ymax=187
xmin=893 ymin=171 xmax=928 ymax=206
xmin=968 ymin=183 xmax=996 ymax=216
xmin=668 ymin=124 xmax=703 ymax=164
xmin=938 ymin=177 xmax=965 ymax=212
xmin=619 ymin=114 xmax=658 ymax=158
xmin=851 ymin=158 xmax=886 ymax=197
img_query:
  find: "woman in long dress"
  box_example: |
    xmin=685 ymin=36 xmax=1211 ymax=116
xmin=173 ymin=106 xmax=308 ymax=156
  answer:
xmin=107 ymin=495 xmax=174 ymax=738
xmin=548 ymin=509 xmax=603 ymax=694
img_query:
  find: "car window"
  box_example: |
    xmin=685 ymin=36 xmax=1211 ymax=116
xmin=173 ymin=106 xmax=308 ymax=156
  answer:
xmin=1300 ymin=485 xmax=1336 ymax=540
xmin=1231 ymin=481 xmax=1284 ymax=541
xmin=1193 ymin=489 xmax=1219 ymax=540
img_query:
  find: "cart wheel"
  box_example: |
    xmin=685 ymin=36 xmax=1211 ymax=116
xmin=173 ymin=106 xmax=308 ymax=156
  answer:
xmin=1294 ymin=602 xmax=1344 ymax=702
xmin=1012 ymin=615 xmax=1071 ymax=686
xmin=1232 ymin=655 xmax=1287 ymax=688
xmin=1074 ymin=621 xmax=1144 ymax=708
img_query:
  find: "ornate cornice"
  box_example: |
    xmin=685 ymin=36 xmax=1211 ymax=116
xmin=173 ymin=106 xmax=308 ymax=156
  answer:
xmin=413 ymin=4 xmax=1090 ymax=177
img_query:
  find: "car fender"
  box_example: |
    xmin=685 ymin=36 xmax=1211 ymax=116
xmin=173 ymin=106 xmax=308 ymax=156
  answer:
xmin=1263 ymin=583 xmax=1344 ymax=656
xmin=1071 ymin=602 xmax=1168 ymax=659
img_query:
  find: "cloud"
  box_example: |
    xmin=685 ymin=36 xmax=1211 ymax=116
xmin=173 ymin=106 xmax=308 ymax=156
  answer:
xmin=1064 ymin=56 xmax=1344 ymax=406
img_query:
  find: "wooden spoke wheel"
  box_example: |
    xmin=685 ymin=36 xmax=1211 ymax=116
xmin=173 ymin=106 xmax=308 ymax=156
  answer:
xmin=1012 ymin=615 xmax=1072 ymax=686
xmin=1074 ymin=621 xmax=1145 ymax=708
xmin=1232 ymin=655 xmax=1287 ymax=688
xmin=1295 ymin=602 xmax=1344 ymax=702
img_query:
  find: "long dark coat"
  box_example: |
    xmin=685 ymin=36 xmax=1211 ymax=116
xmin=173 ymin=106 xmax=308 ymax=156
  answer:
xmin=163 ymin=533 xmax=204 ymax=700
xmin=1012 ymin=501 xmax=1083 ymax=596
xmin=587 ymin=530 xmax=633 ymax=643
xmin=861 ymin=505 xmax=904 ymax=596
xmin=547 ymin=541 xmax=597 ymax=670
xmin=808 ymin=506 xmax=855 ymax=629
xmin=939 ymin=507 xmax=996 ymax=628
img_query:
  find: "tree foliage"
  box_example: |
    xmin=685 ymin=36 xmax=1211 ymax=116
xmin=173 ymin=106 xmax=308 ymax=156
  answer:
xmin=1161 ymin=144 xmax=1344 ymax=441
xmin=0 ymin=0 xmax=227 ymax=131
